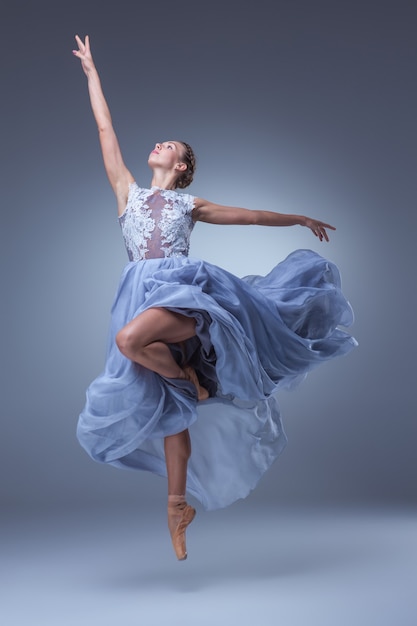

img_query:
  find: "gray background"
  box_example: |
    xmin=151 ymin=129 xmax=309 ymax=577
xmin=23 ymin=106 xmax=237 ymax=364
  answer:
xmin=1 ymin=0 xmax=416 ymax=513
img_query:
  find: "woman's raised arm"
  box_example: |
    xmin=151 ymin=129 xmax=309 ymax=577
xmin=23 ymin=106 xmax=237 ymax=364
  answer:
xmin=73 ymin=35 xmax=134 ymax=213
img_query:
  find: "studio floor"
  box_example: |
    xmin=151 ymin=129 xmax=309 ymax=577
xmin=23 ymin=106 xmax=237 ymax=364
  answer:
xmin=2 ymin=502 xmax=416 ymax=626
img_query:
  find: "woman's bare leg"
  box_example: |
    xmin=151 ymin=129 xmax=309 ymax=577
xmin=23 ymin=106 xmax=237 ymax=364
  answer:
xmin=116 ymin=307 xmax=209 ymax=399
xmin=117 ymin=309 xmax=200 ymax=558
xmin=116 ymin=308 xmax=195 ymax=377
xmin=164 ymin=429 xmax=191 ymax=495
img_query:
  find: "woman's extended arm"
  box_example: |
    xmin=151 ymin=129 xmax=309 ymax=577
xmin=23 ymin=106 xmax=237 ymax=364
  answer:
xmin=193 ymin=199 xmax=336 ymax=242
xmin=73 ymin=35 xmax=134 ymax=213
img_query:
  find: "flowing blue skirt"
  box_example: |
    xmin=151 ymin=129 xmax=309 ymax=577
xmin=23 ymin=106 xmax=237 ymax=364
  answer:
xmin=77 ymin=249 xmax=357 ymax=510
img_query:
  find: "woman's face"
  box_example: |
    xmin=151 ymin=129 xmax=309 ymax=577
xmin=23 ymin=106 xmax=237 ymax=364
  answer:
xmin=148 ymin=141 xmax=185 ymax=171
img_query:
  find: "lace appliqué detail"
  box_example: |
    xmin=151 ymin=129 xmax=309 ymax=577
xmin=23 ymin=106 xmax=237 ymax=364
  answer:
xmin=119 ymin=185 xmax=155 ymax=261
xmin=159 ymin=199 xmax=192 ymax=259
xmin=119 ymin=184 xmax=195 ymax=262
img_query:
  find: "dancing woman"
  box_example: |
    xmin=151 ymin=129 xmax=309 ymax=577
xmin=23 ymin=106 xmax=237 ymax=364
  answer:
xmin=73 ymin=35 xmax=356 ymax=560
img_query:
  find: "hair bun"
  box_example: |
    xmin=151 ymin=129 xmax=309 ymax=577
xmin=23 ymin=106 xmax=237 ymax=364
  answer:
xmin=175 ymin=141 xmax=196 ymax=189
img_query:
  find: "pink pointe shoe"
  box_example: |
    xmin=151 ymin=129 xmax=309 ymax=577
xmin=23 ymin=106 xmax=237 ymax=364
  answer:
xmin=168 ymin=496 xmax=196 ymax=560
xmin=183 ymin=365 xmax=209 ymax=401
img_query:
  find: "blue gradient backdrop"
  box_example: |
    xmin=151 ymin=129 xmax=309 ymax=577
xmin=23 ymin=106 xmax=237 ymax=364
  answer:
xmin=1 ymin=0 xmax=416 ymax=511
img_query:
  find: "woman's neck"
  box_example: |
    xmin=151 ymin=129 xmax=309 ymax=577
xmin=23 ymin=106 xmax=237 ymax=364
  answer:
xmin=151 ymin=172 xmax=177 ymax=190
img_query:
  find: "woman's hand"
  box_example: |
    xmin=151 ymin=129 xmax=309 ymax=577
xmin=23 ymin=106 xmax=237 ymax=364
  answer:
xmin=303 ymin=217 xmax=336 ymax=242
xmin=72 ymin=34 xmax=95 ymax=76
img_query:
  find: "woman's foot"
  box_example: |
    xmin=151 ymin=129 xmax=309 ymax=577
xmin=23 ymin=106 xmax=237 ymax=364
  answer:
xmin=168 ymin=495 xmax=196 ymax=560
xmin=183 ymin=365 xmax=209 ymax=401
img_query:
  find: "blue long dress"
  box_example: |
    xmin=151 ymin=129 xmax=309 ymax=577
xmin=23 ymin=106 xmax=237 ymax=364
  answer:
xmin=77 ymin=183 xmax=357 ymax=510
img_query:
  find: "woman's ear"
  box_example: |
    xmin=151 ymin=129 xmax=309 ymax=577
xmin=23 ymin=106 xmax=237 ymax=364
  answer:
xmin=175 ymin=162 xmax=187 ymax=172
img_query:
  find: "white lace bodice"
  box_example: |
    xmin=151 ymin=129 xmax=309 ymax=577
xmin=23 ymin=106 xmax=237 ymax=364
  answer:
xmin=119 ymin=183 xmax=196 ymax=261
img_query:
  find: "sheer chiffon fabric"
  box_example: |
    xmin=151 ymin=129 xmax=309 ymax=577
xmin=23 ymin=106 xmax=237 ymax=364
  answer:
xmin=77 ymin=184 xmax=357 ymax=510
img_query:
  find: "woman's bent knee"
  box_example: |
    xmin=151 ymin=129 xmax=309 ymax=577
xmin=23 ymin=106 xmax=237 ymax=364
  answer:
xmin=115 ymin=327 xmax=128 ymax=355
xmin=116 ymin=326 xmax=142 ymax=357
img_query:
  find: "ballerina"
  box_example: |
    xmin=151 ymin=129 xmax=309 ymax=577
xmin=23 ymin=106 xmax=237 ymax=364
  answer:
xmin=73 ymin=34 xmax=356 ymax=560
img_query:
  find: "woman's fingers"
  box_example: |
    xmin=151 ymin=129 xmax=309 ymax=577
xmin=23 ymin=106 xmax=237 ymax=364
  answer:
xmin=72 ymin=34 xmax=93 ymax=70
xmin=74 ymin=34 xmax=84 ymax=51
xmin=309 ymin=219 xmax=336 ymax=242
xmin=309 ymin=221 xmax=333 ymax=242
xmin=74 ymin=34 xmax=90 ymax=55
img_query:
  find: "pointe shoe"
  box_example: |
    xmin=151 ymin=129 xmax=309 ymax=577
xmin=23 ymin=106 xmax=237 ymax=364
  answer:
xmin=168 ymin=503 xmax=196 ymax=561
xmin=183 ymin=365 xmax=209 ymax=401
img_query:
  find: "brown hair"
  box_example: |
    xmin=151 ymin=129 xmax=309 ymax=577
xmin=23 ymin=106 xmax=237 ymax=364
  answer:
xmin=175 ymin=141 xmax=196 ymax=189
